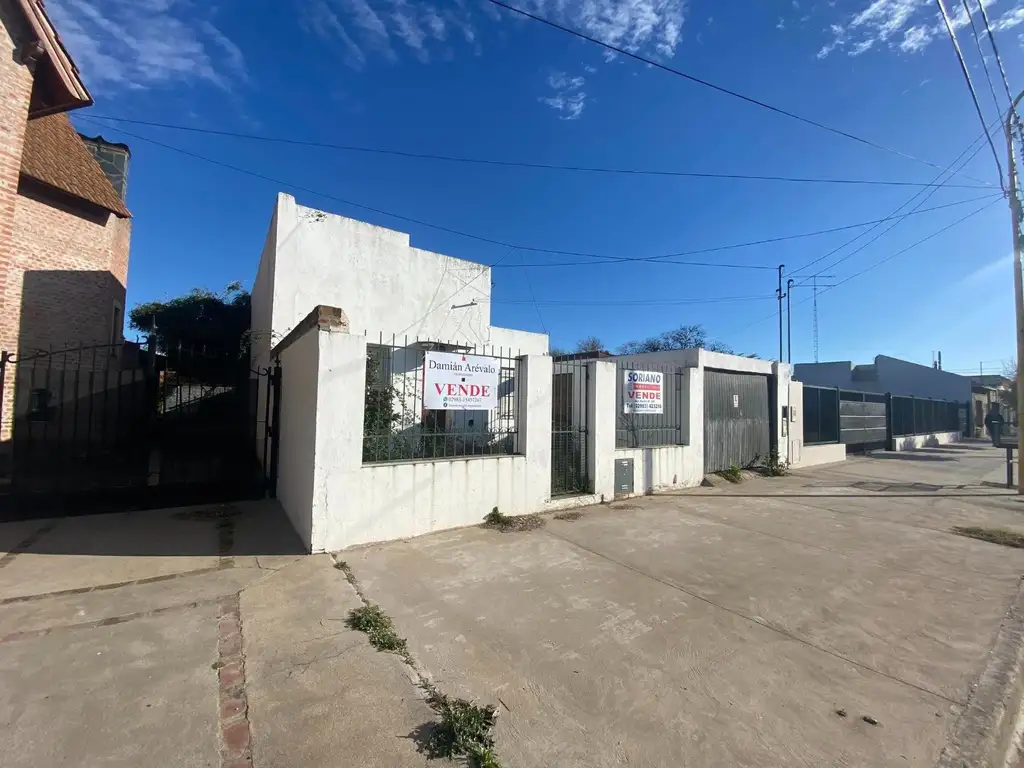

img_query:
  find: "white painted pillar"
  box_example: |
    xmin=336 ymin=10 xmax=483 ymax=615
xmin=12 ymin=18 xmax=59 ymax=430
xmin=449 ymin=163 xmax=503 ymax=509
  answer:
xmin=587 ymin=359 xmax=616 ymax=501
xmin=518 ymin=354 xmax=552 ymax=508
xmin=686 ymin=364 xmax=705 ymax=478
xmin=772 ymin=361 xmax=794 ymax=464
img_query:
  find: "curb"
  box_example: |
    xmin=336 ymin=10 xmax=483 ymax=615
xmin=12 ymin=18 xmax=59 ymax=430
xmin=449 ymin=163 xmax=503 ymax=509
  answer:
xmin=938 ymin=577 xmax=1024 ymax=768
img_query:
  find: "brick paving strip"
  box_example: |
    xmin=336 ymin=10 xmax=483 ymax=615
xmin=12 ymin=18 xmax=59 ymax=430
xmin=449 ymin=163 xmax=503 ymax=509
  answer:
xmin=216 ymin=593 xmax=252 ymax=768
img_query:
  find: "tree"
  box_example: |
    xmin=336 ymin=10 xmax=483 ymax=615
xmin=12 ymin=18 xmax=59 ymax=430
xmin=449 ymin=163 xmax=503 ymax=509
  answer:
xmin=575 ymin=336 xmax=604 ymax=353
xmin=550 ymin=346 xmax=569 ymax=358
xmin=129 ymin=282 xmax=250 ymax=357
xmin=1001 ymin=360 xmax=1018 ymax=415
xmin=617 ymin=324 xmax=733 ymax=355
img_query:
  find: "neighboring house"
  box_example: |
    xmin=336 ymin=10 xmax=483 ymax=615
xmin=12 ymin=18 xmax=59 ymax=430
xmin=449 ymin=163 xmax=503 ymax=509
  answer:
xmin=0 ymin=0 xmax=133 ymax=465
xmin=970 ymin=375 xmax=1016 ymax=435
xmin=0 ymin=0 xmax=132 ymax=360
xmin=794 ymin=356 xmax=971 ymax=403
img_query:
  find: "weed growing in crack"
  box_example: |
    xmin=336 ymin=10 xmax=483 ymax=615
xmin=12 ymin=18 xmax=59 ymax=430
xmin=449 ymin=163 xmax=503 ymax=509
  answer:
xmin=421 ymin=683 xmax=501 ymax=768
xmin=952 ymin=526 xmax=1024 ymax=548
xmin=718 ymin=464 xmax=743 ymax=483
xmin=553 ymin=511 xmax=583 ymax=521
xmin=482 ymin=507 xmax=544 ymax=533
xmin=346 ymin=604 xmax=409 ymax=655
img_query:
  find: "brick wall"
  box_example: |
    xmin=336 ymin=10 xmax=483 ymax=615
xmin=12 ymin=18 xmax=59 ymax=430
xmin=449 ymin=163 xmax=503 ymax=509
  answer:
xmin=6 ymin=183 xmax=130 ymax=353
xmin=0 ymin=2 xmax=34 ymax=350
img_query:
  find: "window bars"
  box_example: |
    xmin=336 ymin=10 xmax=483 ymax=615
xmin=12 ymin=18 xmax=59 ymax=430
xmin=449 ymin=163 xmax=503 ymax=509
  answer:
xmin=614 ymin=362 xmax=686 ymax=449
xmin=362 ymin=334 xmax=522 ymax=464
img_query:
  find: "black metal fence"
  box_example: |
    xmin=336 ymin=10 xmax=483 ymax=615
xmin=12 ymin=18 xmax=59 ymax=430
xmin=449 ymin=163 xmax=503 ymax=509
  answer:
xmin=0 ymin=339 xmax=278 ymax=515
xmin=362 ymin=334 xmax=521 ymax=463
xmin=803 ymin=386 xmax=839 ymax=445
xmin=552 ymin=357 xmax=589 ymax=496
xmin=615 ymin=362 xmax=686 ymax=448
xmin=891 ymin=395 xmax=961 ymax=437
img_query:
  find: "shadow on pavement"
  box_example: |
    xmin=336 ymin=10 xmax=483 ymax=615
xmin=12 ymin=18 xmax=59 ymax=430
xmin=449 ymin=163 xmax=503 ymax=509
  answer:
xmin=0 ymin=499 xmax=305 ymax=558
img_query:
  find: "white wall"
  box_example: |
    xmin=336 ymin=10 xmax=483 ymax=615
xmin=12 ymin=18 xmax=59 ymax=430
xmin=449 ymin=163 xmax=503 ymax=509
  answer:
xmin=274 ymin=328 xmax=319 ymax=551
xmin=791 ymin=442 xmax=847 ymax=468
xmin=614 ymin=445 xmax=703 ymax=496
xmin=488 ymin=326 xmax=548 ymax=356
xmin=892 ymin=431 xmax=962 ymax=451
xmin=253 ymin=193 xmax=530 ymax=350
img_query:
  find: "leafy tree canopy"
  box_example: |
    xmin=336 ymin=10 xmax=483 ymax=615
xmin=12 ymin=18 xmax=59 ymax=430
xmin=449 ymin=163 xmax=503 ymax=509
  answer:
xmin=575 ymin=336 xmax=604 ymax=353
xmin=129 ymin=282 xmax=250 ymax=356
xmin=618 ymin=324 xmax=738 ymax=355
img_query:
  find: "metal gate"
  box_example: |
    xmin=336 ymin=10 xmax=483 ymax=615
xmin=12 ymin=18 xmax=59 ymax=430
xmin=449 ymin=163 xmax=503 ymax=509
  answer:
xmin=551 ymin=359 xmax=589 ymax=496
xmin=703 ymin=369 xmax=771 ymax=473
xmin=839 ymin=390 xmax=887 ymax=453
xmin=0 ymin=340 xmax=280 ymax=519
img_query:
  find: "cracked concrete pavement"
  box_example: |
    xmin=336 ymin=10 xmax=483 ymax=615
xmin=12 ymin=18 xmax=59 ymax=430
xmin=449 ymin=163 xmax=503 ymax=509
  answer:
xmin=2 ymin=442 xmax=1024 ymax=767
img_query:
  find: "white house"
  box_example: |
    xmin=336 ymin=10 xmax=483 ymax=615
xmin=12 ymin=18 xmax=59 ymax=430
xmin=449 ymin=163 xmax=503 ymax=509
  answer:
xmin=250 ymin=193 xmax=547 ymax=364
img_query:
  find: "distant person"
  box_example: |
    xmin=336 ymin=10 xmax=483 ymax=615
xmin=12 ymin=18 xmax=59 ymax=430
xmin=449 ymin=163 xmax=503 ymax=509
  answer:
xmin=985 ymin=405 xmax=1005 ymax=444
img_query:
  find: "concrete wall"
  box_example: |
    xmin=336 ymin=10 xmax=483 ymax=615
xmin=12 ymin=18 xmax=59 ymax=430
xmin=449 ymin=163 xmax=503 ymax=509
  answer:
xmin=614 ymin=445 xmax=703 ymax=496
xmin=274 ymin=327 xmax=319 ymax=551
xmin=254 ymin=193 xmax=504 ymax=348
xmin=487 ymin=326 xmax=548 ymax=356
xmin=791 ymin=442 xmax=847 ymax=468
xmin=795 ymin=356 xmax=970 ymax=402
xmin=892 ymin=431 xmax=961 ymax=452
xmin=271 ymin=307 xmax=554 ymax=552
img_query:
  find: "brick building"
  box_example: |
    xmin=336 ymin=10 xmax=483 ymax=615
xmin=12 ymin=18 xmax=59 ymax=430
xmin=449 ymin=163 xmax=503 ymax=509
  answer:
xmin=0 ymin=0 xmax=132 ymax=358
xmin=0 ymin=0 xmax=134 ymax=460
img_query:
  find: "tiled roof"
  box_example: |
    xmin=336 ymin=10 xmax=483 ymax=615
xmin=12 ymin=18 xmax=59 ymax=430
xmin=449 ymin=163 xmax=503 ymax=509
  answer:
xmin=20 ymin=113 xmax=130 ymax=218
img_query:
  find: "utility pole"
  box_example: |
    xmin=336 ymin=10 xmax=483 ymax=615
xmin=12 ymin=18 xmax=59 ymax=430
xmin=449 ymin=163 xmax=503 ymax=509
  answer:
xmin=776 ymin=265 xmax=785 ymax=362
xmin=1006 ymin=89 xmax=1024 ymax=493
xmin=813 ymin=276 xmax=820 ymax=363
xmin=786 ymin=278 xmax=794 ymax=364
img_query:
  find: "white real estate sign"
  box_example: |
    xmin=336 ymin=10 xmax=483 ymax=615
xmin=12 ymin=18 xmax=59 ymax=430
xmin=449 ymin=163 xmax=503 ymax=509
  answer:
xmin=424 ymin=351 xmax=499 ymax=410
xmin=623 ymin=369 xmax=664 ymax=414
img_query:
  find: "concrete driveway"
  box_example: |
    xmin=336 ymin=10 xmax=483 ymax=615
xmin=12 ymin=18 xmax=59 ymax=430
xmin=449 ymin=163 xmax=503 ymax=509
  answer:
xmin=346 ymin=443 xmax=1024 ymax=767
xmin=1 ymin=442 xmax=1023 ymax=768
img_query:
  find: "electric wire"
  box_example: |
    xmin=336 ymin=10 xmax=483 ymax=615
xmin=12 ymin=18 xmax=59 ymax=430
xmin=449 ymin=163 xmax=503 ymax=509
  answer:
xmin=935 ymin=0 xmax=1005 ymax=188
xmin=82 ymin=116 xmax=993 ymax=273
xmin=961 ymin=0 xmax=1005 ymax=122
xmin=81 ymin=114 xmax=995 ymax=190
xmin=479 ymin=0 xmax=992 ymax=185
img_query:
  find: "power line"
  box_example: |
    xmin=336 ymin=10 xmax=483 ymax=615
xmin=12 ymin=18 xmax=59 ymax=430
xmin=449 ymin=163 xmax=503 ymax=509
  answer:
xmin=976 ymin=0 xmax=1017 ymax=107
xmin=81 ymin=114 xmax=996 ymax=190
xmin=479 ymin=0 xmax=991 ymax=185
xmin=935 ymin=0 xmax=1005 ymax=188
xmin=81 ymin=116 xmax=995 ymax=275
xmin=517 ymin=250 xmax=547 ymax=333
xmin=961 ymin=0 xmax=1004 ymax=122
xmin=487 ymin=294 xmax=774 ymax=306
xmin=791 ymin=112 xmax=999 ymax=277
xmin=724 ymin=199 xmax=999 ymax=341
xmin=494 ymin=194 xmax=999 ymax=269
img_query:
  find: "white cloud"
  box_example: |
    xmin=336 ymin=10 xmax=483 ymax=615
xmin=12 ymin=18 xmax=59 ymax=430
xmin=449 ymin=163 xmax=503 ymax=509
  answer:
xmin=303 ymin=0 xmax=476 ymax=66
xmin=47 ymin=0 xmax=248 ymax=90
xmin=776 ymin=17 xmax=786 ymax=30
xmin=817 ymin=0 xmax=1024 ymax=58
xmin=303 ymin=0 xmax=687 ymax=69
xmin=540 ymin=69 xmax=587 ymax=119
xmin=993 ymin=5 xmax=1024 ymax=28
xmin=965 ymin=253 xmax=1013 ymax=285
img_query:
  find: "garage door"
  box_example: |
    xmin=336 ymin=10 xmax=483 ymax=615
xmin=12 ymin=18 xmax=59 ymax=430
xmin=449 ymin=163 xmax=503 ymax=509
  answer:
xmin=703 ymin=369 xmax=771 ymax=473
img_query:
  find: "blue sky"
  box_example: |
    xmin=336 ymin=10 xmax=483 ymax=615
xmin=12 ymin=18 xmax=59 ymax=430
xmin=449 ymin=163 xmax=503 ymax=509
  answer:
xmin=51 ymin=0 xmax=1024 ymax=375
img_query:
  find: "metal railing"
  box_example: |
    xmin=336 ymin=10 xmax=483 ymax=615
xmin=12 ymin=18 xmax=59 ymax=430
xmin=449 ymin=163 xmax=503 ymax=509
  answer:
xmin=614 ymin=361 xmax=686 ymax=448
xmin=803 ymin=385 xmax=839 ymax=444
xmin=362 ymin=334 xmax=521 ymax=464
xmin=890 ymin=395 xmax=961 ymax=437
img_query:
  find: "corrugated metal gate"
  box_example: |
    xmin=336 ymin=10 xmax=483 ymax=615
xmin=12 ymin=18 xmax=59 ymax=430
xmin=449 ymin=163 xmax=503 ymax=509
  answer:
xmin=703 ymin=369 xmax=771 ymax=473
xmin=839 ymin=390 xmax=887 ymax=452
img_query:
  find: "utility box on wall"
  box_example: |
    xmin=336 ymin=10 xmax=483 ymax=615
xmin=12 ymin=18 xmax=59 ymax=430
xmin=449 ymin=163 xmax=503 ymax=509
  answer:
xmin=615 ymin=458 xmax=634 ymax=497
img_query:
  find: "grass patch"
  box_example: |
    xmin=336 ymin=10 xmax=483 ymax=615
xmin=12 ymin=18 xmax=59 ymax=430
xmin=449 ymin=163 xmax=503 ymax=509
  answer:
xmin=422 ymin=684 xmax=500 ymax=768
xmin=718 ymin=464 xmax=743 ymax=483
xmin=482 ymin=507 xmax=545 ymax=533
xmin=346 ymin=604 xmax=409 ymax=655
xmin=952 ymin=526 xmax=1024 ymax=548
xmin=553 ymin=510 xmax=583 ymax=521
